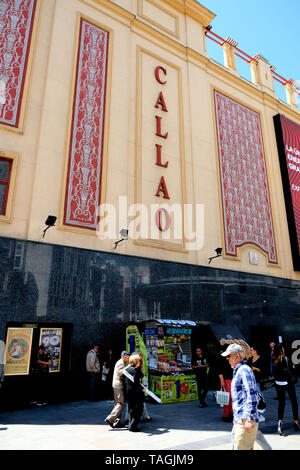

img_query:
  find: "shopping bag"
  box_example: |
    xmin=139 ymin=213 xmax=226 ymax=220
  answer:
xmin=215 ymin=390 xmax=230 ymax=406
xmin=257 ymin=392 xmax=266 ymax=411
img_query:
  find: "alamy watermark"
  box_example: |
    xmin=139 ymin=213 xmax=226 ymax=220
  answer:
xmin=95 ymin=196 xmax=204 ymax=251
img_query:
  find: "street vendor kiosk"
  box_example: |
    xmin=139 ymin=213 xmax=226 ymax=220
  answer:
xmin=126 ymin=320 xmax=200 ymax=404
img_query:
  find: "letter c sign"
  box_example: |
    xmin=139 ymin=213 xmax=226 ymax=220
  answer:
xmin=155 ymin=66 xmax=167 ymax=85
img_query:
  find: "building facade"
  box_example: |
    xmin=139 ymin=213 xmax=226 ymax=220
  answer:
xmin=1 ymin=0 xmax=300 ymax=387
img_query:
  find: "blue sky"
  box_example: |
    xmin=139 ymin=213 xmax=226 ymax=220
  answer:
xmin=198 ymin=0 xmax=300 ymax=101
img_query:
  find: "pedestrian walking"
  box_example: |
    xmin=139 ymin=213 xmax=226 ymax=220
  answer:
xmin=269 ymin=341 xmax=279 ymax=400
xmin=192 ymin=347 xmax=209 ymax=408
xmin=218 ymin=356 xmax=233 ymax=422
xmin=125 ymin=353 xmax=147 ymax=432
xmin=102 ymin=348 xmax=117 ymax=400
xmin=32 ymin=345 xmax=51 ymax=407
xmin=0 ymin=346 xmax=5 ymax=426
xmin=269 ymin=342 xmax=275 ymax=375
xmin=272 ymin=344 xmax=299 ymax=435
xmin=0 ymin=363 xmax=3 ymax=386
xmin=0 ymin=362 xmax=4 ymax=396
xmin=0 ymin=340 xmax=4 ymax=406
xmin=0 ymin=365 xmax=4 ymax=428
xmin=105 ymin=351 xmax=130 ymax=428
xmin=248 ymin=345 xmax=267 ymax=422
xmin=221 ymin=343 xmax=259 ymax=450
xmin=86 ymin=344 xmax=101 ymax=402
xmin=125 ymin=401 xmax=152 ymax=424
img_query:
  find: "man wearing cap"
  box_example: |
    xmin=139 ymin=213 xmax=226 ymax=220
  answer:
xmin=105 ymin=351 xmax=130 ymax=428
xmin=221 ymin=343 xmax=259 ymax=450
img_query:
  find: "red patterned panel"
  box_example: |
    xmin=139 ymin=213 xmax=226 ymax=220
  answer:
xmin=64 ymin=19 xmax=109 ymax=230
xmin=214 ymin=91 xmax=277 ymax=263
xmin=0 ymin=0 xmax=37 ymax=128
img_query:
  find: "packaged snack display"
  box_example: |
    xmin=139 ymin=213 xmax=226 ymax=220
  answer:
xmin=126 ymin=319 xmax=198 ymax=404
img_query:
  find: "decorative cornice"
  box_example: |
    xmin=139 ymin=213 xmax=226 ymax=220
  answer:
xmin=107 ymin=0 xmax=216 ymax=26
xmin=162 ymin=0 xmax=216 ymax=26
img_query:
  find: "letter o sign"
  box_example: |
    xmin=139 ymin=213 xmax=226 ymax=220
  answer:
xmin=155 ymin=208 xmax=170 ymax=232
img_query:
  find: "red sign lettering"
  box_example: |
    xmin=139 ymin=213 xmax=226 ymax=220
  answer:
xmin=155 ymin=91 xmax=168 ymax=112
xmin=156 ymin=144 xmax=169 ymax=168
xmin=155 ymin=176 xmax=170 ymax=199
xmin=155 ymin=208 xmax=171 ymax=232
xmin=155 ymin=66 xmax=167 ymax=85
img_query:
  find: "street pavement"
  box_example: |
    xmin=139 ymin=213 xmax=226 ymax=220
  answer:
xmin=0 ymin=383 xmax=299 ymax=450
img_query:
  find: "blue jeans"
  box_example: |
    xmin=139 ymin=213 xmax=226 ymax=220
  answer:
xmin=89 ymin=372 xmax=98 ymax=401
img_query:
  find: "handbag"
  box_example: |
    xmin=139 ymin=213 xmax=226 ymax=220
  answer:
xmin=257 ymin=392 xmax=266 ymax=411
xmin=288 ymin=372 xmax=298 ymax=385
xmin=215 ymin=390 xmax=230 ymax=406
xmin=260 ymin=375 xmax=275 ymax=391
xmin=285 ymin=357 xmax=298 ymax=385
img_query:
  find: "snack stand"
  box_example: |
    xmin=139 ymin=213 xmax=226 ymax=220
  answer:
xmin=126 ymin=319 xmax=199 ymax=404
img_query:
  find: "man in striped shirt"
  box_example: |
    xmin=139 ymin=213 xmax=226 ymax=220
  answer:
xmin=221 ymin=343 xmax=259 ymax=450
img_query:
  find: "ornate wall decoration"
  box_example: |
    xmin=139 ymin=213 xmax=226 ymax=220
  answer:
xmin=0 ymin=0 xmax=37 ymax=128
xmin=64 ymin=19 xmax=109 ymax=230
xmin=214 ymin=90 xmax=277 ymax=263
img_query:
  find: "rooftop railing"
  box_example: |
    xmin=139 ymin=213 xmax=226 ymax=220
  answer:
xmin=205 ymin=25 xmax=300 ymax=109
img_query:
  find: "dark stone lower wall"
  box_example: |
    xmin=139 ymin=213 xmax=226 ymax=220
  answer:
xmin=1 ymin=236 xmax=300 ymax=407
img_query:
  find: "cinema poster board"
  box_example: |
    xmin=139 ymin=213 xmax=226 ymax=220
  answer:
xmin=39 ymin=328 xmax=63 ymax=373
xmin=4 ymin=328 xmax=33 ymax=376
xmin=274 ymin=114 xmax=300 ymax=270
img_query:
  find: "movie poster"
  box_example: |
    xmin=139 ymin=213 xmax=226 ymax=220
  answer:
xmin=4 ymin=328 xmax=33 ymax=376
xmin=39 ymin=328 xmax=63 ymax=373
xmin=274 ymin=114 xmax=300 ymax=270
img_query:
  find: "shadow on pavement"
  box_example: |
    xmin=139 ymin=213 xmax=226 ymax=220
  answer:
xmin=0 ymin=383 xmax=299 ymax=438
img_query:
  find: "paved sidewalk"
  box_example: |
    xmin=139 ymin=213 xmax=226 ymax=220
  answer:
xmin=0 ymin=384 xmax=299 ymax=450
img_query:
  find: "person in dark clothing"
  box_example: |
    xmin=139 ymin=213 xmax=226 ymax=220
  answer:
xmin=269 ymin=342 xmax=275 ymax=375
xmin=272 ymin=344 xmax=299 ymax=435
xmin=217 ymin=356 xmax=233 ymax=422
xmin=248 ymin=345 xmax=267 ymax=422
xmin=126 ymin=353 xmax=146 ymax=432
xmin=32 ymin=345 xmax=51 ymax=406
xmin=0 ymin=362 xmax=4 ymax=408
xmin=86 ymin=344 xmax=101 ymax=402
xmin=103 ymin=349 xmax=117 ymax=400
xmin=191 ymin=347 xmax=209 ymax=408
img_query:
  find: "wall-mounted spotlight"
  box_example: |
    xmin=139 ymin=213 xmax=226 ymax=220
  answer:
xmin=114 ymin=229 xmax=128 ymax=249
xmin=42 ymin=215 xmax=57 ymax=239
xmin=208 ymin=247 xmax=222 ymax=264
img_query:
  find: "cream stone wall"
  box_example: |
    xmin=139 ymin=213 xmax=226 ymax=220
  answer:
xmin=1 ymin=0 xmax=300 ymax=281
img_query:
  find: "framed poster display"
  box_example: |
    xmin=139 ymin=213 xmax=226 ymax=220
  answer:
xmin=4 ymin=328 xmax=33 ymax=376
xmin=39 ymin=328 xmax=63 ymax=373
